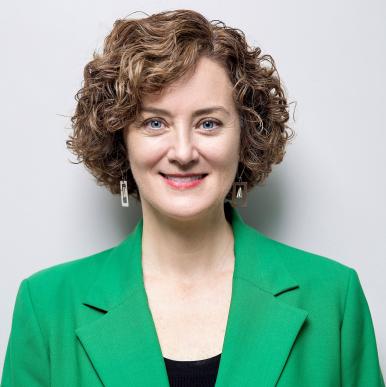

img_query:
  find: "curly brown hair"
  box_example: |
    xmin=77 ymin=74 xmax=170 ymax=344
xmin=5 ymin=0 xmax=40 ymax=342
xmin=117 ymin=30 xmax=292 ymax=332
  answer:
xmin=66 ymin=9 xmax=294 ymax=203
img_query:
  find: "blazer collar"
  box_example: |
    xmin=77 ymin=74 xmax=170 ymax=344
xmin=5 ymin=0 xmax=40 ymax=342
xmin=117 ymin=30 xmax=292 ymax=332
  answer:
xmin=76 ymin=202 xmax=308 ymax=386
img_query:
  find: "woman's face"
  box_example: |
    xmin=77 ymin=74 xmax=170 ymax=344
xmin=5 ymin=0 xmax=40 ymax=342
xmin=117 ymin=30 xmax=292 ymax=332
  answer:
xmin=124 ymin=56 xmax=241 ymax=220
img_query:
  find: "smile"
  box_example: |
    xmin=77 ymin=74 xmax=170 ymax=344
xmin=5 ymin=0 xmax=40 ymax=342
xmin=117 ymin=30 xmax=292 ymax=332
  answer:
xmin=159 ymin=173 xmax=208 ymax=189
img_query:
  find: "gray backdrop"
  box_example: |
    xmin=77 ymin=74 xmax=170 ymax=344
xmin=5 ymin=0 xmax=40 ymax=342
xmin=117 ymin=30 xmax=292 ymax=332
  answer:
xmin=1 ymin=0 xmax=385 ymax=376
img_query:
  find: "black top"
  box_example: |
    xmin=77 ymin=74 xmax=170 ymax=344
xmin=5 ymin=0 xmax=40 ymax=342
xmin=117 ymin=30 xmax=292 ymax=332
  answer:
xmin=163 ymin=353 xmax=222 ymax=387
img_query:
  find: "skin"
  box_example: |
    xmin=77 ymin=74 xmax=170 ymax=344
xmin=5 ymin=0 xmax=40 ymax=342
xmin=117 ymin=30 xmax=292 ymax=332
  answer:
xmin=123 ymin=55 xmax=241 ymax=287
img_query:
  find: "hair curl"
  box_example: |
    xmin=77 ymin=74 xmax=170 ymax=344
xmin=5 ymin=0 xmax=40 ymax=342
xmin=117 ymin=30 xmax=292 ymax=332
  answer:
xmin=66 ymin=9 xmax=294 ymax=203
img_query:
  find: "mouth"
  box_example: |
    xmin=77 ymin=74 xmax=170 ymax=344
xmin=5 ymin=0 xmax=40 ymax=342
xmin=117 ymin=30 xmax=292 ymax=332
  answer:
xmin=159 ymin=172 xmax=208 ymax=189
xmin=159 ymin=172 xmax=208 ymax=179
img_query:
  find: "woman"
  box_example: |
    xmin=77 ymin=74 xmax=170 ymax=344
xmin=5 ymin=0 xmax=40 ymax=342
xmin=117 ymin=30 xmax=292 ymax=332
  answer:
xmin=1 ymin=9 xmax=384 ymax=387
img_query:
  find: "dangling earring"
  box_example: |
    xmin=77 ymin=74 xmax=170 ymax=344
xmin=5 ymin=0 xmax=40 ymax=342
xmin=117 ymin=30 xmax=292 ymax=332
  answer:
xmin=231 ymin=164 xmax=247 ymax=208
xmin=120 ymin=167 xmax=129 ymax=207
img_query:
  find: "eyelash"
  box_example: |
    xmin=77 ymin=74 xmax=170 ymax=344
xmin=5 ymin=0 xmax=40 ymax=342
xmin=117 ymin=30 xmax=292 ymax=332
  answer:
xmin=140 ymin=118 xmax=222 ymax=132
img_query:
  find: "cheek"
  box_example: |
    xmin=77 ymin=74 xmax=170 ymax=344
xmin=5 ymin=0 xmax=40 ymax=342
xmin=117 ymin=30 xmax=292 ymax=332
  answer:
xmin=126 ymin=134 xmax=163 ymax=170
xmin=200 ymin=135 xmax=239 ymax=167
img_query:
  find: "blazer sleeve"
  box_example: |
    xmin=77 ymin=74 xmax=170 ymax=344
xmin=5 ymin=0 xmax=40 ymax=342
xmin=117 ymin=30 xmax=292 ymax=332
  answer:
xmin=1 ymin=279 xmax=50 ymax=386
xmin=340 ymin=268 xmax=385 ymax=386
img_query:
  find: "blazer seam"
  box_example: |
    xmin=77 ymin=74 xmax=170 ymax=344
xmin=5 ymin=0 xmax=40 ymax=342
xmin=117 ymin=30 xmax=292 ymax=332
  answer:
xmin=340 ymin=268 xmax=354 ymax=330
xmin=233 ymin=274 xmax=272 ymax=295
xmin=24 ymin=278 xmax=51 ymax=377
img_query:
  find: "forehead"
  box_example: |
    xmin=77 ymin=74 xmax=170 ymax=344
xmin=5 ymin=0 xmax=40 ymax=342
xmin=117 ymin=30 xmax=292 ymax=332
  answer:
xmin=141 ymin=57 xmax=235 ymax=111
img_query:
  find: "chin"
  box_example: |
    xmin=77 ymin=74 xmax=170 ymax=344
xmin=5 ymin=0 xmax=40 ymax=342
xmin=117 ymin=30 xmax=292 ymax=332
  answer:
xmin=157 ymin=200 xmax=212 ymax=219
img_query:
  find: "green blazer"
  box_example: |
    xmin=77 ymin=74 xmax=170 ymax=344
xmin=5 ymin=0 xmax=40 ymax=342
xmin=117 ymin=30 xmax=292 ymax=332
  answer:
xmin=2 ymin=203 xmax=384 ymax=386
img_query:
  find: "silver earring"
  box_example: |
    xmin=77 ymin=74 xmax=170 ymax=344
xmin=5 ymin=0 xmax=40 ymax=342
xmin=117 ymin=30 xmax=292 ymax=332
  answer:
xmin=120 ymin=168 xmax=129 ymax=207
xmin=231 ymin=164 xmax=247 ymax=208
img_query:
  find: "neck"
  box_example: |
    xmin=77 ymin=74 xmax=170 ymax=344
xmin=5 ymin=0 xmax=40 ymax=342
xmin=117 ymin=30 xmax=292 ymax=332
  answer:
xmin=141 ymin=201 xmax=234 ymax=284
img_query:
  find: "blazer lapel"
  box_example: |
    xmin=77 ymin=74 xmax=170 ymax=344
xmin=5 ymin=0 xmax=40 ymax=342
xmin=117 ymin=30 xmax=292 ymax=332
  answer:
xmin=75 ymin=219 xmax=170 ymax=386
xmin=215 ymin=205 xmax=309 ymax=386
xmin=75 ymin=202 xmax=308 ymax=386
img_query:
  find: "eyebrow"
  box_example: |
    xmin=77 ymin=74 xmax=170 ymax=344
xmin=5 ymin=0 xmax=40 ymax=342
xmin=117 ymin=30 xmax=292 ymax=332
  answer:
xmin=140 ymin=106 xmax=230 ymax=118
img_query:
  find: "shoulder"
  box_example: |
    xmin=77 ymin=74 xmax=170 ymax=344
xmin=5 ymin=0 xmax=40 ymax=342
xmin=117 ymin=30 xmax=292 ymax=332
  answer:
xmin=237 ymin=212 xmax=355 ymax=286
xmin=251 ymin=233 xmax=371 ymax=322
xmin=20 ymin=245 xmax=114 ymax=307
xmin=272 ymin=236 xmax=354 ymax=281
xmin=256 ymin=232 xmax=358 ymax=301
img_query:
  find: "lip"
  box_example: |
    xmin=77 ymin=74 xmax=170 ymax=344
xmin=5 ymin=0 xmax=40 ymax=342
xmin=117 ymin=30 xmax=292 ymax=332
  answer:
xmin=159 ymin=173 xmax=208 ymax=190
xmin=160 ymin=173 xmax=208 ymax=177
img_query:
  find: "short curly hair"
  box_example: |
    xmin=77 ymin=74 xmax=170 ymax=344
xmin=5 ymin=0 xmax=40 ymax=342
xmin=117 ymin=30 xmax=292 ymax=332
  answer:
xmin=66 ymin=9 xmax=294 ymax=203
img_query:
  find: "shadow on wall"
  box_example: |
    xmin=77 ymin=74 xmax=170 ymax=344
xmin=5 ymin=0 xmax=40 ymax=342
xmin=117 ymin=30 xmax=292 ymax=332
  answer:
xmin=240 ymin=169 xmax=286 ymax=238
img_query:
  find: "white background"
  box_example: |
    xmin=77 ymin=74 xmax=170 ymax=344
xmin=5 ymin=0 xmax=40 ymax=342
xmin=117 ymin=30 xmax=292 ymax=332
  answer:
xmin=1 ymin=0 xmax=385 ymax=377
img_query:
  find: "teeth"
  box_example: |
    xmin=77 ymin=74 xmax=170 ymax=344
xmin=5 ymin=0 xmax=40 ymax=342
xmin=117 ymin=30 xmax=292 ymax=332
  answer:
xmin=165 ymin=175 xmax=204 ymax=182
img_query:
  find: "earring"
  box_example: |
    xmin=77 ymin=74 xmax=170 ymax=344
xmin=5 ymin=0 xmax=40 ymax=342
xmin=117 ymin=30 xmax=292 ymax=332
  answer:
xmin=120 ymin=167 xmax=129 ymax=207
xmin=231 ymin=164 xmax=247 ymax=208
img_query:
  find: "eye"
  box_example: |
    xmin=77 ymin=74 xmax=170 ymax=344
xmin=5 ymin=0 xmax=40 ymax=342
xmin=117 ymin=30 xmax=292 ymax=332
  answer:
xmin=142 ymin=118 xmax=165 ymax=130
xmin=140 ymin=117 xmax=222 ymax=131
xmin=199 ymin=119 xmax=222 ymax=131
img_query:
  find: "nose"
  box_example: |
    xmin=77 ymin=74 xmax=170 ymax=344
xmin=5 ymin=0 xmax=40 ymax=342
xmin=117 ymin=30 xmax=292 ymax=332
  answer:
xmin=167 ymin=124 xmax=200 ymax=166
